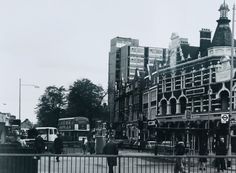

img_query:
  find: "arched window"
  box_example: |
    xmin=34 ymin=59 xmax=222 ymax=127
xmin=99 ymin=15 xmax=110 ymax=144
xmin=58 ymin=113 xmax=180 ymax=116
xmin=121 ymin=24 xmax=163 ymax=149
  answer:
xmin=161 ymin=100 xmax=167 ymax=116
xmin=170 ymin=98 xmax=177 ymax=115
xmin=179 ymin=97 xmax=187 ymax=114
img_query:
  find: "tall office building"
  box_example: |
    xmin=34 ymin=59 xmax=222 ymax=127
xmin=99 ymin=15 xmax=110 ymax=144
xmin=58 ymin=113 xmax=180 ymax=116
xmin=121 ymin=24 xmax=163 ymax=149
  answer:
xmin=108 ymin=37 xmax=139 ymax=122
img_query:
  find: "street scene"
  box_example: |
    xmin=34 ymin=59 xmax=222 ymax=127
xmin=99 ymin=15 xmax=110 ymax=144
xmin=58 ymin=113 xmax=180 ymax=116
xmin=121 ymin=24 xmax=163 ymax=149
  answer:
xmin=1 ymin=0 xmax=236 ymax=173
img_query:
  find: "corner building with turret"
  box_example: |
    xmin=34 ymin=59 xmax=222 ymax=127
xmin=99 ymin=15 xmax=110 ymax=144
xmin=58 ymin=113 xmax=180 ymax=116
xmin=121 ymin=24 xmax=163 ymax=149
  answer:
xmin=109 ymin=1 xmax=236 ymax=152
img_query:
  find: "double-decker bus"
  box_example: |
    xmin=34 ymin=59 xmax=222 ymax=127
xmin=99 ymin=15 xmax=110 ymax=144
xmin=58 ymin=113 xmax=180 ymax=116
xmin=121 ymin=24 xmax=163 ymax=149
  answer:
xmin=58 ymin=117 xmax=90 ymax=141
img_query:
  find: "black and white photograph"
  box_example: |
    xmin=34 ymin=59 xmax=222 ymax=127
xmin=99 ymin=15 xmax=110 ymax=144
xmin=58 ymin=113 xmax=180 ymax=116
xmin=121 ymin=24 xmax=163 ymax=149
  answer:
xmin=0 ymin=0 xmax=236 ymax=172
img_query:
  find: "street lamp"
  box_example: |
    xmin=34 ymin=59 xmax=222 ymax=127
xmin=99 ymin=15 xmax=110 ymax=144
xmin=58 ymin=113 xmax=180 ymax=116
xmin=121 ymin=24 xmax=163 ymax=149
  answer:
xmin=19 ymin=78 xmax=39 ymax=121
xmin=229 ymin=3 xmax=235 ymax=159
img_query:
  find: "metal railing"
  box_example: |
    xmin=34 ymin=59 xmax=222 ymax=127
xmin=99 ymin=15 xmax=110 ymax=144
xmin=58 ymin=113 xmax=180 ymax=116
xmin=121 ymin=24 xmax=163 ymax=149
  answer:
xmin=1 ymin=153 xmax=236 ymax=173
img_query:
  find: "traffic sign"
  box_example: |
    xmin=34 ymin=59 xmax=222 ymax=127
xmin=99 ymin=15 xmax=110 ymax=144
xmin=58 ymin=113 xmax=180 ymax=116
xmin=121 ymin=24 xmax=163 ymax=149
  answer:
xmin=221 ymin=114 xmax=229 ymax=124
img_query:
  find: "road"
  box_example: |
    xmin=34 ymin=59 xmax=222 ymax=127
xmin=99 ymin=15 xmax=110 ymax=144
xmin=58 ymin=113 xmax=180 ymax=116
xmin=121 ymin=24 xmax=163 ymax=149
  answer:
xmin=35 ymin=150 xmax=236 ymax=173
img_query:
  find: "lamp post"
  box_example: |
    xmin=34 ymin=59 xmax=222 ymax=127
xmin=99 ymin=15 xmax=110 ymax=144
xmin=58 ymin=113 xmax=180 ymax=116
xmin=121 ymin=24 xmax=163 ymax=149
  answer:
xmin=19 ymin=78 xmax=39 ymax=120
xmin=229 ymin=3 xmax=235 ymax=159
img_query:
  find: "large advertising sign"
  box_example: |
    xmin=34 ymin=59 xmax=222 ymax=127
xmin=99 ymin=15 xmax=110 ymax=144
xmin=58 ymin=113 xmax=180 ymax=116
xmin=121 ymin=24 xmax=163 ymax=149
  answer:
xmin=130 ymin=46 xmax=144 ymax=55
xmin=215 ymin=56 xmax=231 ymax=82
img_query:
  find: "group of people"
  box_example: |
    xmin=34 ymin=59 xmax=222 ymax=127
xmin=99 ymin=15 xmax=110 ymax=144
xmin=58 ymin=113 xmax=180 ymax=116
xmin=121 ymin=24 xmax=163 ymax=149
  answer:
xmin=33 ymin=134 xmax=63 ymax=162
xmin=81 ymin=138 xmax=95 ymax=154
xmin=174 ymin=137 xmax=228 ymax=173
xmin=14 ymin=130 xmax=230 ymax=173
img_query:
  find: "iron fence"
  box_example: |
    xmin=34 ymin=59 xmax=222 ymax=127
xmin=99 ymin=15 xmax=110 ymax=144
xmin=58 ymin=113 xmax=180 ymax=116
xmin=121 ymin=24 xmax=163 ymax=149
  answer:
xmin=1 ymin=153 xmax=236 ymax=173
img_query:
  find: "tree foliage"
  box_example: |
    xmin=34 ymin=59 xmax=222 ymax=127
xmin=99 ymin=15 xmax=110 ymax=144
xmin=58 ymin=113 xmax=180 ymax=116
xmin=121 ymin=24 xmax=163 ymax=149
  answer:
xmin=66 ymin=79 xmax=108 ymax=126
xmin=36 ymin=86 xmax=66 ymax=127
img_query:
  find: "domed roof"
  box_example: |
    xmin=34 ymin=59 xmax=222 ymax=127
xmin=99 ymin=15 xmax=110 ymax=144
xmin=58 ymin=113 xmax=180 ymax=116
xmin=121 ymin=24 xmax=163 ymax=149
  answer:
xmin=212 ymin=1 xmax=232 ymax=47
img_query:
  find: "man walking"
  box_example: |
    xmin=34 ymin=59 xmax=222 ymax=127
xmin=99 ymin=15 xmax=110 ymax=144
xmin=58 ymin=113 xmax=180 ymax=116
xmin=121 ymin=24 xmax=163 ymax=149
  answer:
xmin=174 ymin=140 xmax=186 ymax=173
xmin=34 ymin=134 xmax=45 ymax=160
xmin=53 ymin=134 xmax=63 ymax=162
xmin=215 ymin=137 xmax=227 ymax=172
xmin=103 ymin=137 xmax=119 ymax=173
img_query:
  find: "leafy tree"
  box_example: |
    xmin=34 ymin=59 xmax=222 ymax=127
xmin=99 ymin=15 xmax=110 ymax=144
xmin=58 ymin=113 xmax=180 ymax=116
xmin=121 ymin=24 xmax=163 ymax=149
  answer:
xmin=66 ymin=79 xmax=108 ymax=127
xmin=36 ymin=86 xmax=66 ymax=127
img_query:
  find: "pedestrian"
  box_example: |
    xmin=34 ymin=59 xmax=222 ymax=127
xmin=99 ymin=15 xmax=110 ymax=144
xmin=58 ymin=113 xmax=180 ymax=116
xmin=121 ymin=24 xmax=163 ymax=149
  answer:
xmin=154 ymin=142 xmax=158 ymax=156
xmin=103 ymin=136 xmax=119 ymax=173
xmin=137 ymin=140 xmax=141 ymax=152
xmin=34 ymin=135 xmax=45 ymax=160
xmin=199 ymin=142 xmax=208 ymax=171
xmin=88 ymin=138 xmax=95 ymax=154
xmin=53 ymin=134 xmax=63 ymax=162
xmin=82 ymin=138 xmax=87 ymax=154
xmin=16 ymin=135 xmax=27 ymax=148
xmin=215 ymin=137 xmax=227 ymax=173
xmin=174 ymin=140 xmax=186 ymax=173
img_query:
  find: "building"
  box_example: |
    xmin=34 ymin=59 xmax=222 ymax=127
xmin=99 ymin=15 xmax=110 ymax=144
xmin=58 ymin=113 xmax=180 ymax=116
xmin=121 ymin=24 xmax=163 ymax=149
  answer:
xmin=108 ymin=37 xmax=139 ymax=123
xmin=111 ymin=1 xmax=236 ymax=152
xmin=108 ymin=37 xmax=166 ymax=138
xmin=21 ymin=118 xmax=34 ymax=129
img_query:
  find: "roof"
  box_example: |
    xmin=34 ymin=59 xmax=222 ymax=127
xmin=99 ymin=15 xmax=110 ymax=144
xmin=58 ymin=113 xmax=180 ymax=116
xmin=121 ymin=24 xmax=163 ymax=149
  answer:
xmin=36 ymin=127 xmax=57 ymax=130
xmin=59 ymin=116 xmax=89 ymax=122
xmin=181 ymin=45 xmax=199 ymax=60
xmin=212 ymin=19 xmax=232 ymax=47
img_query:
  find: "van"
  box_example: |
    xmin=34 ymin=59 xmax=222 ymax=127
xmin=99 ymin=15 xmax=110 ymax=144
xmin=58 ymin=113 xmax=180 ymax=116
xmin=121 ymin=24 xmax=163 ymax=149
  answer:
xmin=36 ymin=127 xmax=58 ymax=142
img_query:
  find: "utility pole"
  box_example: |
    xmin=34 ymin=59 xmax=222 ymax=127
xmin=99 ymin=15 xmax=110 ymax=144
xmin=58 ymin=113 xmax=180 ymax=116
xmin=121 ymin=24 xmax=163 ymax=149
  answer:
xmin=229 ymin=3 xmax=235 ymax=159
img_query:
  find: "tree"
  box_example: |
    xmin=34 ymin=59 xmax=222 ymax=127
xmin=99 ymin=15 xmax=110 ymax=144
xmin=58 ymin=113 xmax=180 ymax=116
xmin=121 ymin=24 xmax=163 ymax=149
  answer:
xmin=66 ymin=79 xmax=108 ymax=127
xmin=36 ymin=86 xmax=66 ymax=127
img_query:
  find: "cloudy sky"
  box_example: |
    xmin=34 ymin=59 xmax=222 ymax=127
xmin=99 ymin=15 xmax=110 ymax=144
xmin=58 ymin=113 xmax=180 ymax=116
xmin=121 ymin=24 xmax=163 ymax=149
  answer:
xmin=0 ymin=0 xmax=234 ymax=123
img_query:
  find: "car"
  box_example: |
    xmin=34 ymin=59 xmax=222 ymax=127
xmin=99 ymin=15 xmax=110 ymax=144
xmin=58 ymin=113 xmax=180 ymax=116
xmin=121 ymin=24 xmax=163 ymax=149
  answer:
xmin=131 ymin=140 xmax=140 ymax=149
xmin=146 ymin=141 xmax=157 ymax=149
xmin=113 ymin=139 xmax=124 ymax=148
xmin=161 ymin=141 xmax=172 ymax=146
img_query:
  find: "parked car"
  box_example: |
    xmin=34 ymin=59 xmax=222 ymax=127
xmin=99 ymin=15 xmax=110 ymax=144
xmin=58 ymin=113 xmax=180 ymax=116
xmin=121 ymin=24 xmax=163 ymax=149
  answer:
xmin=159 ymin=141 xmax=174 ymax=154
xmin=113 ymin=139 xmax=124 ymax=148
xmin=146 ymin=141 xmax=157 ymax=149
xmin=131 ymin=140 xmax=140 ymax=149
xmin=161 ymin=141 xmax=172 ymax=146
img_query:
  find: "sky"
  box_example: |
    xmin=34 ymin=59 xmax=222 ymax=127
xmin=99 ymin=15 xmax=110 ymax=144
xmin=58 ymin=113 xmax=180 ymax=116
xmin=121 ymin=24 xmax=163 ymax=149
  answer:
xmin=0 ymin=0 xmax=235 ymax=123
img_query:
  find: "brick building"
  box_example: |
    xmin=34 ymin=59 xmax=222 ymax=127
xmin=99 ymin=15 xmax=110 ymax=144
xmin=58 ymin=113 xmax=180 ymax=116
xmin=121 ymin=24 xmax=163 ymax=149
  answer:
xmin=110 ymin=1 xmax=236 ymax=152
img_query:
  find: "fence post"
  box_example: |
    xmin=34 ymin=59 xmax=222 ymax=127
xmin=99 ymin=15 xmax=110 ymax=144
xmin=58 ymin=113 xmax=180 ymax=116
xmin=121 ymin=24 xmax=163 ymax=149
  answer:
xmin=187 ymin=156 xmax=190 ymax=173
xmin=118 ymin=156 xmax=121 ymax=173
xmin=48 ymin=155 xmax=51 ymax=173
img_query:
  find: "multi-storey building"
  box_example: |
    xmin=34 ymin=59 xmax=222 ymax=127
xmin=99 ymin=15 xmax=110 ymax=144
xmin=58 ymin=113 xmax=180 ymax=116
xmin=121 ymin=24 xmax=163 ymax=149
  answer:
xmin=111 ymin=45 xmax=166 ymax=139
xmin=108 ymin=37 xmax=139 ymax=123
xmin=112 ymin=1 xmax=236 ymax=151
xmin=151 ymin=1 xmax=234 ymax=151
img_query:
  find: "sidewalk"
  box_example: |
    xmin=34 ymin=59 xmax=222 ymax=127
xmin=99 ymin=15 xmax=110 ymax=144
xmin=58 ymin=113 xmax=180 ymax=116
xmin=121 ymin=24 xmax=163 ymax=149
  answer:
xmin=119 ymin=149 xmax=236 ymax=172
xmin=119 ymin=149 xmax=154 ymax=156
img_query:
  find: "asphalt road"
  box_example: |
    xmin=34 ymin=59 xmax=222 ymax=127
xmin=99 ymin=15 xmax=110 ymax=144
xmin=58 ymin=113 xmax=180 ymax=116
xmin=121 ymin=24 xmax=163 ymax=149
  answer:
xmin=35 ymin=149 xmax=236 ymax=173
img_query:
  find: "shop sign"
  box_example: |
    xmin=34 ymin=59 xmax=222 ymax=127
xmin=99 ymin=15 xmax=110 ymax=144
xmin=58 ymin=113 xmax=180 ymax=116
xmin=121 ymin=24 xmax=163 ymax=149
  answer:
xmin=185 ymin=110 xmax=192 ymax=119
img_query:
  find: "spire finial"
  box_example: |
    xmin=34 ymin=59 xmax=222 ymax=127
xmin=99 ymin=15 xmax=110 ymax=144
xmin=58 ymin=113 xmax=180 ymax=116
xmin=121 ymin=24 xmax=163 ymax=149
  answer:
xmin=219 ymin=0 xmax=229 ymax=18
